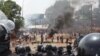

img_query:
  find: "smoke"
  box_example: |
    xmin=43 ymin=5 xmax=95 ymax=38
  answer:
xmin=54 ymin=12 xmax=74 ymax=30
xmin=45 ymin=0 xmax=99 ymax=33
xmin=45 ymin=0 xmax=74 ymax=31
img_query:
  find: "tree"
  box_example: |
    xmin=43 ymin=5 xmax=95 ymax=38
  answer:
xmin=0 ymin=0 xmax=24 ymax=33
xmin=0 ymin=0 xmax=4 ymax=9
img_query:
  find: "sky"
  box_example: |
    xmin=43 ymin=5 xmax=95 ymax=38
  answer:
xmin=13 ymin=0 xmax=56 ymax=17
xmin=13 ymin=0 xmax=98 ymax=17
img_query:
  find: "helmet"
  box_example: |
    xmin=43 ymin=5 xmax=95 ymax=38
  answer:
xmin=0 ymin=10 xmax=8 ymax=20
xmin=25 ymin=46 xmax=31 ymax=53
xmin=0 ymin=10 xmax=15 ymax=33
xmin=15 ymin=45 xmax=26 ymax=54
xmin=37 ymin=45 xmax=43 ymax=52
xmin=0 ymin=19 xmax=15 ymax=33
xmin=52 ymin=46 xmax=57 ymax=52
xmin=45 ymin=45 xmax=52 ymax=51
xmin=78 ymin=33 xmax=100 ymax=56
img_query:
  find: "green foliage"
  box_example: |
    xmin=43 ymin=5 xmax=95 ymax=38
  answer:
xmin=0 ymin=0 xmax=24 ymax=32
xmin=0 ymin=0 xmax=4 ymax=9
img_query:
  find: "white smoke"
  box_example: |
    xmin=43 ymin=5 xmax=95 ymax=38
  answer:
xmin=68 ymin=0 xmax=98 ymax=11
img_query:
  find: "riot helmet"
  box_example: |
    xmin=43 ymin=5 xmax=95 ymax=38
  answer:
xmin=0 ymin=20 xmax=15 ymax=33
xmin=37 ymin=44 xmax=43 ymax=52
xmin=0 ymin=19 xmax=15 ymax=41
xmin=78 ymin=33 xmax=100 ymax=56
xmin=45 ymin=45 xmax=52 ymax=51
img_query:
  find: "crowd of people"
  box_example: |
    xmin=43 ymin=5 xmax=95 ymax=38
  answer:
xmin=9 ymin=32 xmax=80 ymax=56
xmin=15 ymin=32 xmax=75 ymax=44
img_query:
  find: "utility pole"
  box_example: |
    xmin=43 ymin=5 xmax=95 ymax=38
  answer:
xmin=22 ymin=0 xmax=25 ymax=17
xmin=90 ymin=1 xmax=96 ymax=33
xmin=90 ymin=4 xmax=93 ymax=32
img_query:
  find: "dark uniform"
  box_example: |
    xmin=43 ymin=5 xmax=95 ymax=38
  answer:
xmin=67 ymin=43 xmax=72 ymax=55
xmin=0 ymin=25 xmax=11 ymax=56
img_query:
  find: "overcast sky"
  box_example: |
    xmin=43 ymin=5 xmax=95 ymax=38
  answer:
xmin=13 ymin=0 xmax=56 ymax=17
xmin=13 ymin=0 xmax=99 ymax=17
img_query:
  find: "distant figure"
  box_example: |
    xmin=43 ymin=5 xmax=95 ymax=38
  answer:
xmin=41 ymin=34 xmax=44 ymax=44
xmin=60 ymin=36 xmax=64 ymax=43
xmin=24 ymin=35 xmax=28 ymax=42
xmin=66 ymin=38 xmax=69 ymax=43
xmin=57 ymin=36 xmax=59 ymax=43
xmin=52 ymin=37 xmax=54 ymax=43
xmin=33 ymin=34 xmax=36 ymax=41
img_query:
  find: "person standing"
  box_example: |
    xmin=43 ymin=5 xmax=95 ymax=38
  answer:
xmin=41 ymin=33 xmax=44 ymax=44
xmin=66 ymin=38 xmax=69 ymax=43
xmin=60 ymin=35 xmax=64 ymax=43
xmin=57 ymin=36 xmax=59 ymax=43
xmin=51 ymin=37 xmax=54 ymax=43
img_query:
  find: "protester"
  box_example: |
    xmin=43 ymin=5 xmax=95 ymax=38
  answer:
xmin=60 ymin=35 xmax=64 ymax=43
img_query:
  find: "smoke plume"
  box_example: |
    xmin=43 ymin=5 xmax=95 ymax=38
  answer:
xmin=45 ymin=0 xmax=74 ymax=31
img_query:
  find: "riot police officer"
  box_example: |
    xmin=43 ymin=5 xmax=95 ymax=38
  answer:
xmin=0 ymin=19 xmax=15 ymax=56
